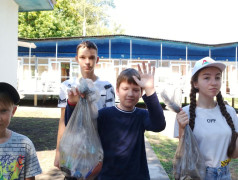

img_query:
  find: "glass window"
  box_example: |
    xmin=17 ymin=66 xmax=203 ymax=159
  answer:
xmin=22 ymin=65 xmax=35 ymax=79
xmin=114 ymin=60 xmax=120 ymax=66
xmin=38 ymin=59 xmax=48 ymax=64
xmin=162 ymin=61 xmax=169 ymax=67
xmin=38 ymin=66 xmax=48 ymax=76
xmin=122 ymin=60 xmax=127 ymax=65
xmin=71 ymin=65 xmax=81 ymax=78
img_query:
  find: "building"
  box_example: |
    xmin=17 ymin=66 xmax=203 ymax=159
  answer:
xmin=18 ymin=35 xmax=238 ymax=104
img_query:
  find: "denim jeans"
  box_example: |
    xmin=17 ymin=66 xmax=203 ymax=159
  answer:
xmin=205 ymin=166 xmax=231 ymax=180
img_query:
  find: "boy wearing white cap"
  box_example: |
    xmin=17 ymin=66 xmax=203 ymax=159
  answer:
xmin=174 ymin=57 xmax=238 ymax=179
xmin=0 ymin=82 xmax=42 ymax=180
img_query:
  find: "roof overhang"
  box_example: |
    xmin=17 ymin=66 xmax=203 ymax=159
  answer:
xmin=14 ymin=0 xmax=55 ymax=12
xmin=18 ymin=41 xmax=36 ymax=49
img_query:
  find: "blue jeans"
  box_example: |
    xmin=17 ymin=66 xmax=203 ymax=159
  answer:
xmin=205 ymin=166 xmax=231 ymax=180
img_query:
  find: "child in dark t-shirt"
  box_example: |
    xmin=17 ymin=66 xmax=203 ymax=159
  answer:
xmin=65 ymin=63 xmax=166 ymax=180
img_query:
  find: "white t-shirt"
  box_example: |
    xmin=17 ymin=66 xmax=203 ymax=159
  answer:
xmin=0 ymin=131 xmax=42 ymax=179
xmin=58 ymin=77 xmax=79 ymax=108
xmin=174 ymin=104 xmax=238 ymax=168
xmin=58 ymin=77 xmax=115 ymax=109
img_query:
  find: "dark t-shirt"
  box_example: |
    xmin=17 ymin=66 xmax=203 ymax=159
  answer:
xmin=65 ymin=92 xmax=166 ymax=180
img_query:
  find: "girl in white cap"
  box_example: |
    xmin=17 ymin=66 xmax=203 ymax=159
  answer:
xmin=174 ymin=57 xmax=238 ymax=179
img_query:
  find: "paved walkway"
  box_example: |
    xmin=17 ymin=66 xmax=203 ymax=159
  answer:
xmin=145 ymin=137 xmax=170 ymax=180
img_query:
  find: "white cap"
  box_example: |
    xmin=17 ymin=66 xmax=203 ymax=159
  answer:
xmin=192 ymin=57 xmax=226 ymax=77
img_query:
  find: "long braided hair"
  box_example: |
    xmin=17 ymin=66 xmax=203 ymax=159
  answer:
xmin=189 ymin=68 xmax=238 ymax=158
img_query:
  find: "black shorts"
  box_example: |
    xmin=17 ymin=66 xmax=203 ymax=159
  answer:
xmin=64 ymin=177 xmax=77 ymax=180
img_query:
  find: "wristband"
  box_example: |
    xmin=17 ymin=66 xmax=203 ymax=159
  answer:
xmin=67 ymin=99 xmax=76 ymax=106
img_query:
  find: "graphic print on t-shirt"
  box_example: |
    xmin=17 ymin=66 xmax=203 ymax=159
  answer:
xmin=0 ymin=154 xmax=25 ymax=179
xmin=206 ymin=119 xmax=216 ymax=123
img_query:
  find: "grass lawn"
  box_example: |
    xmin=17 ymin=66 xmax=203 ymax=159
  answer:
xmin=145 ymin=132 xmax=178 ymax=180
xmin=9 ymin=117 xmax=58 ymax=151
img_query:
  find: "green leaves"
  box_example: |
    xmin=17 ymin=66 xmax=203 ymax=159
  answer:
xmin=18 ymin=0 xmax=123 ymax=38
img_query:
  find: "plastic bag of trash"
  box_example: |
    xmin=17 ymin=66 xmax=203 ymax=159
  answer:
xmin=161 ymin=89 xmax=206 ymax=180
xmin=160 ymin=88 xmax=182 ymax=113
xmin=173 ymin=125 xmax=206 ymax=180
xmin=59 ymin=78 xmax=103 ymax=179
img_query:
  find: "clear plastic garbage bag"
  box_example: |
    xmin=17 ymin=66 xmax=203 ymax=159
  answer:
xmin=173 ymin=125 xmax=206 ymax=180
xmin=59 ymin=78 xmax=103 ymax=179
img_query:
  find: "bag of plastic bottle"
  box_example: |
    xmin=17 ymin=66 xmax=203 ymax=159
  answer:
xmin=161 ymin=89 xmax=206 ymax=180
xmin=59 ymin=78 xmax=103 ymax=179
xmin=173 ymin=125 xmax=206 ymax=180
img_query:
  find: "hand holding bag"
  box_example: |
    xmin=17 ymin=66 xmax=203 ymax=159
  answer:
xmin=59 ymin=78 xmax=103 ymax=179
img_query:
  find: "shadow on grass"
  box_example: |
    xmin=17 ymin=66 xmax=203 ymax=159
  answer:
xmin=9 ymin=117 xmax=58 ymax=151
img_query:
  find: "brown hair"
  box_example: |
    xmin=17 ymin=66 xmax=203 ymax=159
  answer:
xmin=189 ymin=68 xmax=238 ymax=158
xmin=116 ymin=68 xmax=141 ymax=89
xmin=0 ymin=92 xmax=14 ymax=107
xmin=76 ymin=41 xmax=98 ymax=55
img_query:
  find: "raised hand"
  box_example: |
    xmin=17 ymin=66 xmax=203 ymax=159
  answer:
xmin=133 ymin=62 xmax=155 ymax=96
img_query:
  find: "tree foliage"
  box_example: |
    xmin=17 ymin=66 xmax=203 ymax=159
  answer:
xmin=18 ymin=0 xmax=124 ymax=38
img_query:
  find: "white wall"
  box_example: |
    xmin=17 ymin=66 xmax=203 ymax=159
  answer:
xmin=0 ymin=0 xmax=18 ymax=88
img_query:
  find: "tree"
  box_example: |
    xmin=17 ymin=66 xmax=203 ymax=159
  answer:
xmin=18 ymin=0 xmax=124 ymax=38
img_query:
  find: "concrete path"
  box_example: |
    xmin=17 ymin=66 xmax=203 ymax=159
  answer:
xmin=145 ymin=137 xmax=170 ymax=180
xmin=144 ymin=110 xmax=177 ymax=180
xmin=35 ymin=150 xmax=64 ymax=180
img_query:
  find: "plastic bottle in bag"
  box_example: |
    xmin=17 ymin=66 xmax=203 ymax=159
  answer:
xmin=173 ymin=125 xmax=206 ymax=180
xmin=59 ymin=78 xmax=104 ymax=179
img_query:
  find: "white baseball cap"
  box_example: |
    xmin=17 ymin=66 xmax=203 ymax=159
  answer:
xmin=192 ymin=57 xmax=226 ymax=77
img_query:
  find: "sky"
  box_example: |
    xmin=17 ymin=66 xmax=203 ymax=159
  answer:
xmin=109 ymin=0 xmax=238 ymax=44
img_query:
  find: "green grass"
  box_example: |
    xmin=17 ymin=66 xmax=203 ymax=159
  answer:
xmin=230 ymin=159 xmax=238 ymax=179
xmin=145 ymin=131 xmax=238 ymax=180
xmin=145 ymin=132 xmax=178 ymax=180
xmin=9 ymin=117 xmax=58 ymax=151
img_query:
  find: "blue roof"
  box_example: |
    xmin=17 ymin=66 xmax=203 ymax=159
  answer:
xmin=14 ymin=0 xmax=55 ymax=12
xmin=18 ymin=35 xmax=238 ymax=61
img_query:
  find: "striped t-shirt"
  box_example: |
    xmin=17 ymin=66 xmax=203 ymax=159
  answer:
xmin=58 ymin=77 xmax=115 ymax=109
xmin=0 ymin=131 xmax=42 ymax=179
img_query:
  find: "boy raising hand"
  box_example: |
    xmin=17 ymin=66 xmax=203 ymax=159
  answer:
xmin=65 ymin=62 xmax=166 ymax=179
xmin=133 ymin=62 xmax=155 ymax=96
